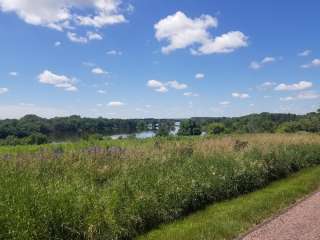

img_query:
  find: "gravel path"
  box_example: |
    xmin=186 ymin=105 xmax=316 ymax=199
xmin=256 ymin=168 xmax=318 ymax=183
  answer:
xmin=242 ymin=191 xmax=320 ymax=240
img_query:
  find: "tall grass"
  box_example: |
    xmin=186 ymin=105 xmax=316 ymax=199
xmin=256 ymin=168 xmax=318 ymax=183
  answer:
xmin=1 ymin=134 xmax=320 ymax=239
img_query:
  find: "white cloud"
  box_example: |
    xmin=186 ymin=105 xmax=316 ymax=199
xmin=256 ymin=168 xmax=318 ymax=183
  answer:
xmin=280 ymin=91 xmax=320 ymax=101
xmin=106 ymin=50 xmax=122 ymax=55
xmin=92 ymin=67 xmax=108 ymax=75
xmin=0 ymin=0 xmax=127 ymax=31
xmin=301 ymin=59 xmax=320 ymax=68
xmin=249 ymin=56 xmax=277 ymax=70
xmin=184 ymin=92 xmax=199 ymax=97
xmin=261 ymin=57 xmax=276 ymax=64
xmin=155 ymin=86 xmax=168 ymax=93
xmin=67 ymin=31 xmax=103 ymax=43
xmin=298 ymin=50 xmax=311 ymax=57
xmin=87 ymin=31 xmax=103 ymax=40
xmin=149 ymin=82 xmax=168 ymax=93
xmin=97 ymin=90 xmax=106 ymax=94
xmin=38 ymin=70 xmax=77 ymax=91
xmin=258 ymin=81 xmax=277 ymax=90
xmin=220 ymin=101 xmax=230 ymax=105
xmin=195 ymin=31 xmax=248 ymax=55
xmin=108 ymin=101 xmax=124 ymax=107
xmin=0 ymin=0 xmax=128 ymax=45
xmin=147 ymin=80 xmax=164 ymax=88
xmin=9 ymin=71 xmax=18 ymax=76
xmin=167 ymin=80 xmax=188 ymax=90
xmin=54 ymin=41 xmax=61 ymax=47
xmin=154 ymin=11 xmax=247 ymax=55
xmin=195 ymin=73 xmax=205 ymax=80
xmin=280 ymin=96 xmax=294 ymax=101
xmin=296 ymin=91 xmax=320 ymax=100
xmin=249 ymin=61 xmax=261 ymax=70
xmin=274 ymin=81 xmax=312 ymax=91
xmin=232 ymin=92 xmax=250 ymax=99
xmin=0 ymin=88 xmax=8 ymax=94
xmin=147 ymin=79 xmax=187 ymax=93
xmin=67 ymin=32 xmax=88 ymax=43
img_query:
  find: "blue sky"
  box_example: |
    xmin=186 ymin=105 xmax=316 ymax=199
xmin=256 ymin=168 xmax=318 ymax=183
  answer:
xmin=0 ymin=0 xmax=319 ymax=119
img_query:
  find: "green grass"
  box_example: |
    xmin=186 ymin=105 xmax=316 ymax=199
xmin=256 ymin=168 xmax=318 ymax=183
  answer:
xmin=138 ymin=166 xmax=320 ymax=240
xmin=1 ymin=134 xmax=320 ymax=239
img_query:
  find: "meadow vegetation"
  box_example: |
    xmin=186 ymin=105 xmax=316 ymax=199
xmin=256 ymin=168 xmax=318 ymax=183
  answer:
xmin=1 ymin=134 xmax=320 ymax=239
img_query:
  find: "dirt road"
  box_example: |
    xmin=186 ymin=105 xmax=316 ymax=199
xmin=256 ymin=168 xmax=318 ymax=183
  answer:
xmin=242 ymin=191 xmax=320 ymax=240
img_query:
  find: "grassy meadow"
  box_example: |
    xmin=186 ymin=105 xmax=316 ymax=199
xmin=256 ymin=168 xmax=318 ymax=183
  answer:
xmin=1 ymin=134 xmax=320 ymax=239
xmin=139 ymin=166 xmax=320 ymax=240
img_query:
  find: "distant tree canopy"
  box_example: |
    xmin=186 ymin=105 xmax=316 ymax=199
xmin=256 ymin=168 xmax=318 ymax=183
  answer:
xmin=178 ymin=120 xmax=202 ymax=136
xmin=195 ymin=111 xmax=320 ymax=135
xmin=1 ymin=110 xmax=320 ymax=145
xmin=0 ymin=115 xmax=176 ymax=145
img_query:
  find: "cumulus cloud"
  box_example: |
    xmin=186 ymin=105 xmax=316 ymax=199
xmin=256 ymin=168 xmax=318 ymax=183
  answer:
xmin=147 ymin=80 xmax=168 ymax=93
xmin=167 ymin=80 xmax=188 ymax=90
xmin=0 ymin=88 xmax=8 ymax=94
xmin=280 ymin=91 xmax=320 ymax=101
xmin=258 ymin=81 xmax=277 ymax=90
xmin=249 ymin=56 xmax=278 ymax=70
xmin=67 ymin=32 xmax=88 ymax=43
xmin=106 ymin=50 xmax=122 ymax=55
xmin=301 ymin=59 xmax=320 ymax=68
xmin=147 ymin=79 xmax=188 ymax=93
xmin=0 ymin=0 xmax=127 ymax=30
xmin=108 ymin=101 xmax=124 ymax=107
xmin=87 ymin=31 xmax=103 ymax=40
xmin=67 ymin=31 xmax=103 ymax=43
xmin=195 ymin=73 xmax=205 ymax=80
xmin=97 ymin=90 xmax=106 ymax=94
xmin=274 ymin=81 xmax=312 ymax=91
xmin=296 ymin=91 xmax=320 ymax=100
xmin=0 ymin=0 xmax=128 ymax=44
xmin=154 ymin=11 xmax=248 ymax=55
xmin=92 ymin=67 xmax=108 ymax=75
xmin=298 ymin=49 xmax=311 ymax=57
xmin=232 ymin=92 xmax=250 ymax=99
xmin=184 ymin=92 xmax=199 ymax=97
xmin=38 ymin=70 xmax=77 ymax=91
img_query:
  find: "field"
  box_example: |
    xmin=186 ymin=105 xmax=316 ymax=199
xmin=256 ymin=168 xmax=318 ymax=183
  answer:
xmin=1 ymin=134 xmax=320 ymax=239
xmin=139 ymin=166 xmax=320 ymax=240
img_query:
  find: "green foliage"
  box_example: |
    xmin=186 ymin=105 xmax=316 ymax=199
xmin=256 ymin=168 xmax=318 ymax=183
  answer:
xmin=1 ymin=135 xmax=320 ymax=239
xmin=0 ymin=133 xmax=48 ymax=146
xmin=139 ymin=166 xmax=320 ymax=240
xmin=178 ymin=120 xmax=201 ymax=136
xmin=156 ymin=123 xmax=170 ymax=137
xmin=205 ymin=123 xmax=225 ymax=135
xmin=0 ymin=116 xmax=177 ymax=145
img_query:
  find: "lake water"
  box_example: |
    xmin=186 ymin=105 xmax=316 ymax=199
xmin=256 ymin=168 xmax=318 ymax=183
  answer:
xmin=110 ymin=122 xmax=180 ymax=140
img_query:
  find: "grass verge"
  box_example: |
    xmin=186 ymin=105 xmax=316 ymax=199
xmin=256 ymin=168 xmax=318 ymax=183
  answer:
xmin=138 ymin=166 xmax=320 ymax=240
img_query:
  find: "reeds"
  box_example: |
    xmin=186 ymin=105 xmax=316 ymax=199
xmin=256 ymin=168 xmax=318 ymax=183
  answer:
xmin=1 ymin=134 xmax=320 ymax=239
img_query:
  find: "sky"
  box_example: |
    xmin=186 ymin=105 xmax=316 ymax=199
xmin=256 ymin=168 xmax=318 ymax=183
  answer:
xmin=0 ymin=0 xmax=319 ymax=119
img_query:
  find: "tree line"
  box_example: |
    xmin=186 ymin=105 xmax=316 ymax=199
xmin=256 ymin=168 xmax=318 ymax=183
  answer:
xmin=177 ymin=110 xmax=320 ymax=136
xmin=1 ymin=110 xmax=320 ymax=145
xmin=0 ymin=115 xmax=176 ymax=145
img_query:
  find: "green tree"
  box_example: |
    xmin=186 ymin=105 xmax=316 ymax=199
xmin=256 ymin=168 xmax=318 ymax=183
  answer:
xmin=156 ymin=124 xmax=170 ymax=137
xmin=206 ymin=123 xmax=225 ymax=135
xmin=178 ymin=120 xmax=201 ymax=136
